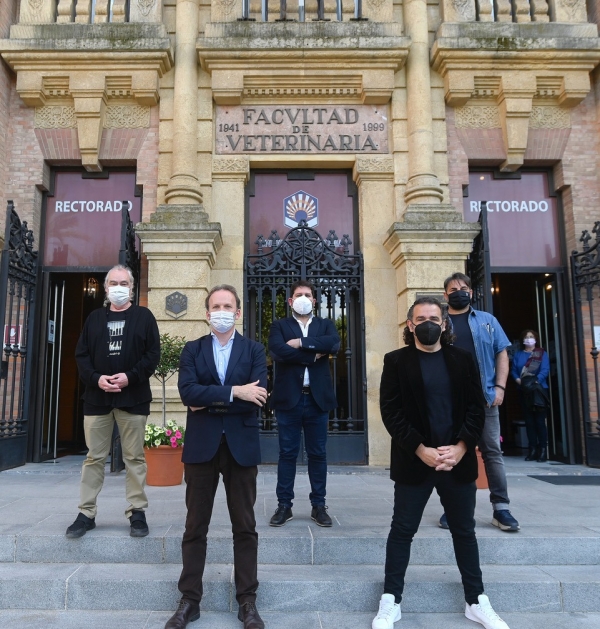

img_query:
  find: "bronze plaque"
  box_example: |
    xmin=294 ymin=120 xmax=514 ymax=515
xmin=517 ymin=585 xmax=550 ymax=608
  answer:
xmin=215 ymin=105 xmax=389 ymax=154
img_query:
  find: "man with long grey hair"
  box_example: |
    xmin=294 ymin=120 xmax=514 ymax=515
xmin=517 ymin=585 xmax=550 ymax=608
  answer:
xmin=67 ymin=264 xmax=160 ymax=539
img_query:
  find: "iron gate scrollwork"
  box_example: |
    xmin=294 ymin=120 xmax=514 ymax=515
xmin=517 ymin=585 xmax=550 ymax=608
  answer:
xmin=244 ymin=220 xmax=367 ymax=464
xmin=467 ymin=200 xmax=492 ymax=314
xmin=571 ymin=221 xmax=600 ymax=467
xmin=0 ymin=202 xmax=39 ymax=471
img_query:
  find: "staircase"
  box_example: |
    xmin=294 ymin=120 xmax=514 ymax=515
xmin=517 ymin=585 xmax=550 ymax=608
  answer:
xmin=0 ymin=459 xmax=599 ymax=628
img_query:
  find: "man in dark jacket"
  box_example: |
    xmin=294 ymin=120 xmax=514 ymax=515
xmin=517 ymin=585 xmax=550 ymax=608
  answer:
xmin=373 ymin=297 xmax=510 ymax=629
xmin=67 ymin=265 xmax=160 ymax=540
xmin=165 ymin=284 xmax=267 ymax=629
xmin=268 ymin=280 xmax=340 ymax=528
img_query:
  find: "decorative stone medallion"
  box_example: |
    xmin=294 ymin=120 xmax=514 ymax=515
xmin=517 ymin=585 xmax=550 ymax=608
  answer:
xmin=166 ymin=292 xmax=188 ymax=319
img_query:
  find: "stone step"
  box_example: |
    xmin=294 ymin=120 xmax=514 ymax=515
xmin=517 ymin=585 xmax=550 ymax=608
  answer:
xmin=1 ymin=609 xmax=600 ymax=629
xmin=3 ymin=524 xmax=599 ymax=566
xmin=0 ymin=563 xmax=599 ymax=613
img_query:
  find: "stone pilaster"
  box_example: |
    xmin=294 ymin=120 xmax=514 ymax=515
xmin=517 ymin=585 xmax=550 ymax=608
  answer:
xmin=210 ymin=156 xmax=250 ymax=293
xmin=402 ymin=0 xmax=444 ymax=207
xmin=352 ymin=156 xmax=396 ymax=467
xmin=164 ymin=0 xmax=202 ymax=205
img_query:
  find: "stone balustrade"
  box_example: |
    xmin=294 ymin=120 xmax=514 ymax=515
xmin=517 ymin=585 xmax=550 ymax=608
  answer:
xmin=18 ymin=0 xmax=163 ymax=23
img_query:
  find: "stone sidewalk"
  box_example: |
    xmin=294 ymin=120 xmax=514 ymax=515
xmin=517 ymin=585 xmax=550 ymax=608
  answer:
xmin=1 ymin=455 xmax=600 ymax=628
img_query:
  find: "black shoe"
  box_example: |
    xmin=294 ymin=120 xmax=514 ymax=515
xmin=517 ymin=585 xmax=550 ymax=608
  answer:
xmin=492 ymin=509 xmax=520 ymax=532
xmin=537 ymin=448 xmax=548 ymax=462
xmin=238 ymin=601 xmax=265 ymax=629
xmin=164 ymin=598 xmax=200 ymax=629
xmin=525 ymin=448 xmax=538 ymax=461
xmin=65 ymin=513 xmax=96 ymax=539
xmin=129 ymin=510 xmax=149 ymax=537
xmin=269 ymin=505 xmax=293 ymax=527
xmin=438 ymin=513 xmax=449 ymax=529
xmin=311 ymin=505 xmax=332 ymax=527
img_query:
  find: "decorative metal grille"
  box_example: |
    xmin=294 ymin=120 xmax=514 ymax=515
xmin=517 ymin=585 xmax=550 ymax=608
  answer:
xmin=571 ymin=221 xmax=600 ymax=467
xmin=0 ymin=202 xmax=38 ymax=470
xmin=244 ymin=220 xmax=366 ymax=462
xmin=467 ymin=200 xmax=492 ymax=313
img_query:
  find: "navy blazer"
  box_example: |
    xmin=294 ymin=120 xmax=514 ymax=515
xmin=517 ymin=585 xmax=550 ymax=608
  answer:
xmin=178 ymin=332 xmax=267 ymax=466
xmin=269 ymin=316 xmax=340 ymax=412
xmin=379 ymin=344 xmax=485 ymax=485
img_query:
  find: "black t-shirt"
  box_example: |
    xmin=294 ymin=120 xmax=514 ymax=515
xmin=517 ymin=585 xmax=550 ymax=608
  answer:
xmin=449 ymin=312 xmax=477 ymax=359
xmin=418 ymin=349 xmax=453 ymax=448
xmin=84 ymin=309 xmax=149 ymax=416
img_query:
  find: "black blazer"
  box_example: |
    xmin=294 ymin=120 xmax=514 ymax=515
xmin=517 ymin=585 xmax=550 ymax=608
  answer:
xmin=379 ymin=344 xmax=485 ymax=485
xmin=178 ymin=332 xmax=267 ymax=466
xmin=269 ymin=316 xmax=340 ymax=412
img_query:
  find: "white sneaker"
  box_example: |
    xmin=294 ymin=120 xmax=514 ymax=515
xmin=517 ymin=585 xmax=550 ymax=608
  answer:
xmin=465 ymin=594 xmax=510 ymax=629
xmin=372 ymin=593 xmax=401 ymax=629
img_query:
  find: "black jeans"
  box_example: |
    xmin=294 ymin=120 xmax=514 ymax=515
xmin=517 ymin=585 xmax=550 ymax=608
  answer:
xmin=384 ymin=470 xmax=484 ymax=606
xmin=178 ymin=437 xmax=259 ymax=605
xmin=519 ymin=391 xmax=548 ymax=450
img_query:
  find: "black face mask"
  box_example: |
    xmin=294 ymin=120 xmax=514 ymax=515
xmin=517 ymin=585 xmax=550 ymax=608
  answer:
xmin=447 ymin=290 xmax=471 ymax=310
xmin=413 ymin=320 xmax=443 ymax=346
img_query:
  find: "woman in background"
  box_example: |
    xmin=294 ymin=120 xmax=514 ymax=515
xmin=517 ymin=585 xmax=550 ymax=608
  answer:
xmin=511 ymin=330 xmax=550 ymax=462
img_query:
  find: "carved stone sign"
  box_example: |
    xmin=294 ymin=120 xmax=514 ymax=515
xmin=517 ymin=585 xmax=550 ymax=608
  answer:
xmin=215 ymin=105 xmax=389 ymax=154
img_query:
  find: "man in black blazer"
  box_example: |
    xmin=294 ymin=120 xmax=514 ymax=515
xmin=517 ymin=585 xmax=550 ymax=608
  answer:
xmin=164 ymin=285 xmax=267 ymax=629
xmin=373 ymin=296 xmax=510 ymax=629
xmin=268 ymin=280 xmax=340 ymax=528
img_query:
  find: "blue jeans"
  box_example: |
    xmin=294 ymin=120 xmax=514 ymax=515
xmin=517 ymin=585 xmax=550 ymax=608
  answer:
xmin=384 ymin=473 xmax=483 ymax=605
xmin=275 ymin=392 xmax=328 ymax=508
xmin=478 ymin=405 xmax=510 ymax=510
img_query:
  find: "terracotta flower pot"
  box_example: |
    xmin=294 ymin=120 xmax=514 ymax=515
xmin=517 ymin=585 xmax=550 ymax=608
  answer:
xmin=475 ymin=447 xmax=488 ymax=490
xmin=144 ymin=445 xmax=184 ymax=487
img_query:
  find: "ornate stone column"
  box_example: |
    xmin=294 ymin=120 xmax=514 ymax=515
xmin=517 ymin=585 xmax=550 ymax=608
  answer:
xmin=353 ymin=156 xmax=397 ymax=467
xmin=164 ymin=0 xmax=202 ymax=205
xmin=403 ymin=0 xmax=443 ymax=207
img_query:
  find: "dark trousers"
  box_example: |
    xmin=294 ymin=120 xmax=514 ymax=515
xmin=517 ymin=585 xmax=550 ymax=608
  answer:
xmin=384 ymin=471 xmax=484 ymax=606
xmin=275 ymin=390 xmax=328 ymax=508
xmin=519 ymin=391 xmax=548 ymax=450
xmin=178 ymin=437 xmax=259 ymax=605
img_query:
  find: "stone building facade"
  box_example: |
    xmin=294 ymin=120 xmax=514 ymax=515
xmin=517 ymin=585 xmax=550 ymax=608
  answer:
xmin=1 ymin=0 xmax=599 ymax=468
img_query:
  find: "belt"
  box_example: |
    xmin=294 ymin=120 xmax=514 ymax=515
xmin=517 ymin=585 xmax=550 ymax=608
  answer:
xmin=302 ymin=386 xmax=311 ymax=394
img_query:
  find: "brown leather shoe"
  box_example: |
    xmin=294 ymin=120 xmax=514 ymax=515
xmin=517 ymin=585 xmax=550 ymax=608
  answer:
xmin=237 ymin=601 xmax=265 ymax=629
xmin=164 ymin=598 xmax=200 ymax=629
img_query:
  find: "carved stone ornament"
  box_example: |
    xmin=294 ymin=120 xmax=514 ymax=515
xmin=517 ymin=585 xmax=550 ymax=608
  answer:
xmin=529 ymin=106 xmax=571 ymax=129
xmin=27 ymin=0 xmax=44 ymax=15
xmin=165 ymin=292 xmax=188 ymax=319
xmin=212 ymin=157 xmax=249 ymax=173
xmin=451 ymin=0 xmax=476 ymax=20
xmin=215 ymin=0 xmax=237 ymax=16
xmin=34 ymin=106 xmax=77 ymax=129
xmin=355 ymin=155 xmax=394 ymax=172
xmin=366 ymin=0 xmax=386 ymax=9
xmin=455 ymin=106 xmax=501 ymax=129
xmin=104 ymin=105 xmax=151 ymax=129
xmin=136 ymin=0 xmax=157 ymax=17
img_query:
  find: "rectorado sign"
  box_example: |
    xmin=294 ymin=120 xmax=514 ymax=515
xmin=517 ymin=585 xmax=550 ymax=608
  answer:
xmin=215 ymin=105 xmax=389 ymax=154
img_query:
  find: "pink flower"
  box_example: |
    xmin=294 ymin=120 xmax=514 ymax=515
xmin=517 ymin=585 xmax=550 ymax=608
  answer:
xmin=175 ymin=431 xmax=182 ymax=439
xmin=171 ymin=442 xmax=178 ymax=448
xmin=170 ymin=436 xmax=177 ymax=444
xmin=165 ymin=429 xmax=172 ymax=436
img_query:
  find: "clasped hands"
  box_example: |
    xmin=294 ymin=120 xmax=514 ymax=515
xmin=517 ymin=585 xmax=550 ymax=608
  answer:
xmin=98 ymin=373 xmax=128 ymax=392
xmin=415 ymin=442 xmax=467 ymax=472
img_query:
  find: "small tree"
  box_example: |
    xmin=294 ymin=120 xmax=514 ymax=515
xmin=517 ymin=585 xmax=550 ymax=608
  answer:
xmin=153 ymin=333 xmax=187 ymax=427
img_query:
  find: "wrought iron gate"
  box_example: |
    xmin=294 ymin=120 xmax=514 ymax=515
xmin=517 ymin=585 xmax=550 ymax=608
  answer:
xmin=571 ymin=221 xmax=600 ymax=467
xmin=467 ymin=200 xmax=492 ymax=313
xmin=0 ymin=202 xmax=38 ymax=471
xmin=109 ymin=203 xmax=141 ymax=473
xmin=244 ymin=220 xmax=367 ymax=464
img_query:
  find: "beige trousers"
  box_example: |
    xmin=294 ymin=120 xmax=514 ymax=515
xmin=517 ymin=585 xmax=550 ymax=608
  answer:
xmin=79 ymin=409 xmax=148 ymax=520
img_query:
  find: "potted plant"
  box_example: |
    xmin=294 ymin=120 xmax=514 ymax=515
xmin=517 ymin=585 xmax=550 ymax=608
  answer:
xmin=144 ymin=333 xmax=187 ymax=486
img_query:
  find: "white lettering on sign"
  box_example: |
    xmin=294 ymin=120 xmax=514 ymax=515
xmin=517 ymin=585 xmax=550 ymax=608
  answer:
xmin=54 ymin=200 xmax=131 ymax=213
xmin=469 ymin=200 xmax=549 ymax=213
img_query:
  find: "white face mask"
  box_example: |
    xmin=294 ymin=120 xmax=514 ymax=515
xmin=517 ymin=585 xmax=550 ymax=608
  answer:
xmin=108 ymin=286 xmax=131 ymax=307
xmin=292 ymin=295 xmax=313 ymax=316
xmin=523 ymin=338 xmax=536 ymax=347
xmin=209 ymin=311 xmax=236 ymax=333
